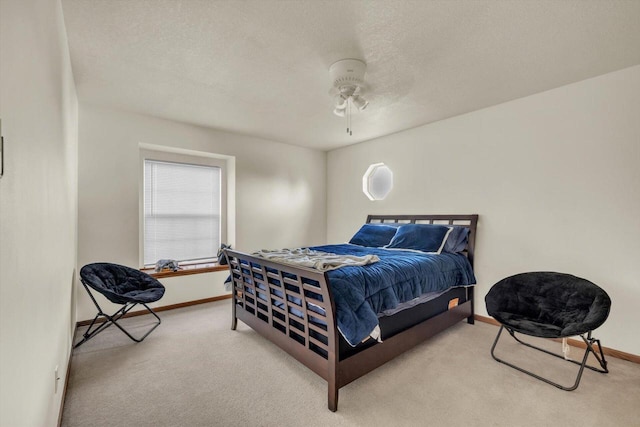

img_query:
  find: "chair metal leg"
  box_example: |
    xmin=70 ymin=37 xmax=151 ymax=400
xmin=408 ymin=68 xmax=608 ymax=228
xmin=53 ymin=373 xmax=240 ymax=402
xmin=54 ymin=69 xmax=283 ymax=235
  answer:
xmin=74 ymin=284 xmax=162 ymax=348
xmin=108 ymin=303 xmax=162 ymax=343
xmin=73 ymin=304 xmax=129 ymax=348
xmin=490 ymin=325 xmax=608 ymax=391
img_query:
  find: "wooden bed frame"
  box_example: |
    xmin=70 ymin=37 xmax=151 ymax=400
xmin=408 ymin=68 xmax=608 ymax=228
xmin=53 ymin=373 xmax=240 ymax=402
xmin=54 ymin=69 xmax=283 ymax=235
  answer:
xmin=226 ymin=214 xmax=478 ymax=411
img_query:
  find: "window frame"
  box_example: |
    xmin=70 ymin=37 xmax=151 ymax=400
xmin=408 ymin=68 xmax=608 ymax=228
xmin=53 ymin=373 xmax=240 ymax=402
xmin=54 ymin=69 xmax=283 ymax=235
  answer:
xmin=139 ymin=148 xmax=228 ymax=272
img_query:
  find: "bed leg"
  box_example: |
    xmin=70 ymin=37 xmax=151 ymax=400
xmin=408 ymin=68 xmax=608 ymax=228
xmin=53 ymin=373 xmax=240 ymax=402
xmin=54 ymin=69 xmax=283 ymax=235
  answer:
xmin=328 ymin=383 xmax=338 ymax=412
xmin=328 ymin=350 xmax=339 ymax=411
xmin=467 ymin=286 xmax=475 ymax=325
xmin=231 ymin=295 xmax=238 ymax=330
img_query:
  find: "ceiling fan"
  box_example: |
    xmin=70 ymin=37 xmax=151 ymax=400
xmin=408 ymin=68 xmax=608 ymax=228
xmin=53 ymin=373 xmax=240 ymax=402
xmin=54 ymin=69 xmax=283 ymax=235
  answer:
xmin=329 ymin=59 xmax=369 ymax=135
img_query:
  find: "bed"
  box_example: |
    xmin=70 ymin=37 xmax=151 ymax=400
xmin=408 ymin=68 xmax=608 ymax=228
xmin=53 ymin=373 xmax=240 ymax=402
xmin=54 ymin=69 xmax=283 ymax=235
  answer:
xmin=225 ymin=214 xmax=478 ymax=411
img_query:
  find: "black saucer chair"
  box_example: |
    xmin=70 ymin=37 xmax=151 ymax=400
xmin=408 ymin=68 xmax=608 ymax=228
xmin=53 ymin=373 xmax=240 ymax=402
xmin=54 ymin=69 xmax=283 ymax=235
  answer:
xmin=75 ymin=263 xmax=165 ymax=348
xmin=485 ymin=272 xmax=611 ymax=390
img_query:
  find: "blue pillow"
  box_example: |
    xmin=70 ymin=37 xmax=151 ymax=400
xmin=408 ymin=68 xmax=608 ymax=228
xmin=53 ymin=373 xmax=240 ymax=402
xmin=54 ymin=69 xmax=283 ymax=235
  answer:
xmin=349 ymin=224 xmax=399 ymax=247
xmin=385 ymin=224 xmax=452 ymax=254
xmin=443 ymin=226 xmax=470 ymax=253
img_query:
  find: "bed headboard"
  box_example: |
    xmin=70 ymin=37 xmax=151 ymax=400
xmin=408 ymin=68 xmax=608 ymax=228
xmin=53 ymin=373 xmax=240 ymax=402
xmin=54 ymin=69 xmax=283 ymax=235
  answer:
xmin=366 ymin=214 xmax=479 ymax=267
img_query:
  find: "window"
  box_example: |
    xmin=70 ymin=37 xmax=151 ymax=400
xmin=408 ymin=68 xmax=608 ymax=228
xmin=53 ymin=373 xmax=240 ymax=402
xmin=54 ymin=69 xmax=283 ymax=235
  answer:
xmin=362 ymin=163 xmax=393 ymax=201
xmin=142 ymin=155 xmax=226 ymax=267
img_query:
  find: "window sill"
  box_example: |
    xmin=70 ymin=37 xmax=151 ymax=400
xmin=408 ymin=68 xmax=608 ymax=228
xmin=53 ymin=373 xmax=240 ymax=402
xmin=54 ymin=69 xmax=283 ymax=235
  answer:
xmin=141 ymin=263 xmax=229 ymax=279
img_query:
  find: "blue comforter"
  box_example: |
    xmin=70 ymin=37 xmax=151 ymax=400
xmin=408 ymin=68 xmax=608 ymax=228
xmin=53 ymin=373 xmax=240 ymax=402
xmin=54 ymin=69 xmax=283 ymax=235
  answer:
xmin=308 ymin=244 xmax=476 ymax=346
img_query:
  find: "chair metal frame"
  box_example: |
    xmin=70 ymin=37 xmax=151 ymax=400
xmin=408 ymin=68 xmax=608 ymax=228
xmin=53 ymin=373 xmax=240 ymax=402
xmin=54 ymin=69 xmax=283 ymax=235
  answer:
xmin=74 ymin=279 xmax=162 ymax=348
xmin=490 ymin=324 xmax=608 ymax=391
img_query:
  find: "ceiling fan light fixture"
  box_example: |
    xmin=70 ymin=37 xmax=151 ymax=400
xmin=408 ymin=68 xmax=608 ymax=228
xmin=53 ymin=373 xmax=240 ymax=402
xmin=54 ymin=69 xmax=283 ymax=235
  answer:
xmin=328 ymin=59 xmax=369 ymax=136
xmin=334 ymin=96 xmax=348 ymax=110
xmin=351 ymin=96 xmax=368 ymax=111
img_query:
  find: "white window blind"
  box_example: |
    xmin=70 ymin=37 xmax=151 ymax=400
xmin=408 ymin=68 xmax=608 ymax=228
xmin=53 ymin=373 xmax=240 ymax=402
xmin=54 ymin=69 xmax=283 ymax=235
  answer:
xmin=144 ymin=160 xmax=221 ymax=266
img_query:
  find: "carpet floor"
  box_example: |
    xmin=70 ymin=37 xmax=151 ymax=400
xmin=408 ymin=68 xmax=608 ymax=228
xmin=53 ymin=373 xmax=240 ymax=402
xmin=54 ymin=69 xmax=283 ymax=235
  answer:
xmin=61 ymin=300 xmax=640 ymax=426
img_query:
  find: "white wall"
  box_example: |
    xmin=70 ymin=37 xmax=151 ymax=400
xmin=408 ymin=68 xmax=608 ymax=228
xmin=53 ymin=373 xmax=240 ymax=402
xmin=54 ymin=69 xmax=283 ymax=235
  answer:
xmin=0 ymin=0 xmax=78 ymax=425
xmin=327 ymin=65 xmax=640 ymax=356
xmin=77 ymin=105 xmax=326 ymax=320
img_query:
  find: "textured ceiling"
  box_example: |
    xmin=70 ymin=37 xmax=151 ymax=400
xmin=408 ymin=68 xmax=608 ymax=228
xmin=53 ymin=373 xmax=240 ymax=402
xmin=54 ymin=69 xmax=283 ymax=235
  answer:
xmin=61 ymin=0 xmax=640 ymax=151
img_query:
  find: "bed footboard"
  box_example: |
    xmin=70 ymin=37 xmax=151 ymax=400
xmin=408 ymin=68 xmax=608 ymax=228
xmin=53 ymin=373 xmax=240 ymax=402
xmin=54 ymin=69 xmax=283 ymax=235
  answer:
xmin=225 ymin=249 xmax=341 ymax=409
